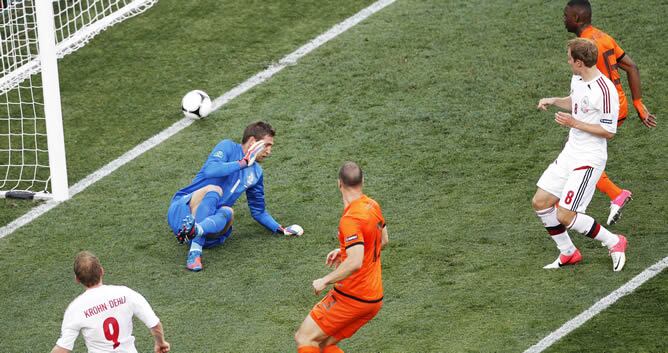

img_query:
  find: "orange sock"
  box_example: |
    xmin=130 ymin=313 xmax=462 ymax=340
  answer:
xmin=323 ymin=345 xmax=344 ymax=353
xmin=297 ymin=346 xmax=320 ymax=353
xmin=596 ymin=171 xmax=622 ymax=200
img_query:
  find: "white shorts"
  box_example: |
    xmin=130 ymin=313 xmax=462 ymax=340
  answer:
xmin=537 ymin=158 xmax=603 ymax=213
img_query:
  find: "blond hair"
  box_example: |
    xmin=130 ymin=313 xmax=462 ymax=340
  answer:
xmin=568 ymin=38 xmax=598 ymax=67
xmin=74 ymin=251 xmax=103 ymax=287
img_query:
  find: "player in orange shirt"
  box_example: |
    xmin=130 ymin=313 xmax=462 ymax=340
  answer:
xmin=294 ymin=162 xmax=388 ymax=353
xmin=564 ymin=0 xmax=657 ymax=225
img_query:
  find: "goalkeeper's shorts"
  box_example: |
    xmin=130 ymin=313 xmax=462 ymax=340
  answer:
xmin=309 ymin=289 xmax=382 ymax=340
xmin=168 ymin=194 xmax=233 ymax=248
xmin=167 ymin=193 xmax=193 ymax=235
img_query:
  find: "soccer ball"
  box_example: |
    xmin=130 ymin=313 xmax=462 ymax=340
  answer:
xmin=285 ymin=224 xmax=304 ymax=237
xmin=181 ymin=90 xmax=212 ymax=119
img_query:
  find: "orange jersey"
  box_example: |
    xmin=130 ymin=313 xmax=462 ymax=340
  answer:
xmin=580 ymin=25 xmax=628 ymax=119
xmin=335 ymin=195 xmax=385 ymax=302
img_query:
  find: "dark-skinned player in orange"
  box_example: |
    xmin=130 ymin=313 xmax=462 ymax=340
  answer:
xmin=564 ymin=0 xmax=657 ymax=225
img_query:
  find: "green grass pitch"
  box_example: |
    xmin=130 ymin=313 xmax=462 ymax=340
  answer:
xmin=0 ymin=0 xmax=666 ymax=352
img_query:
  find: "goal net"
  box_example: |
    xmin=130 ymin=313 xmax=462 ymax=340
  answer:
xmin=0 ymin=0 xmax=158 ymax=200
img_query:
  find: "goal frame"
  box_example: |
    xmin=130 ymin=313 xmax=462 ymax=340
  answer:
xmin=0 ymin=0 xmax=158 ymax=201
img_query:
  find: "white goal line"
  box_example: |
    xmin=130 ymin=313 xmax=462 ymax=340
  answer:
xmin=0 ymin=0 xmax=397 ymax=240
xmin=524 ymin=255 xmax=668 ymax=352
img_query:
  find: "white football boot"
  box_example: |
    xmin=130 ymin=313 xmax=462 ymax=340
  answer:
xmin=609 ymin=235 xmax=627 ymax=272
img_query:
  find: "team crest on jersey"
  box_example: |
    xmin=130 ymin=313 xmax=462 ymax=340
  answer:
xmin=579 ymin=96 xmax=590 ymax=113
xmin=245 ymin=173 xmax=255 ymax=186
xmin=213 ymin=150 xmax=224 ymax=159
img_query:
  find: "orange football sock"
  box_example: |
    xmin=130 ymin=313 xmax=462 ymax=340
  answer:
xmin=323 ymin=345 xmax=344 ymax=353
xmin=596 ymin=171 xmax=622 ymax=200
xmin=297 ymin=346 xmax=320 ymax=353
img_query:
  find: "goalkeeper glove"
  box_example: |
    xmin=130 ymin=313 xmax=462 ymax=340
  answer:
xmin=633 ymin=98 xmax=657 ymax=128
xmin=278 ymin=224 xmax=304 ymax=237
xmin=239 ymin=140 xmax=265 ymax=167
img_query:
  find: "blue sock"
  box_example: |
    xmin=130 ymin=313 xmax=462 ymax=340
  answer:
xmin=195 ymin=191 xmax=221 ymax=223
xmin=187 ymin=191 xmax=221 ymax=249
xmin=195 ymin=191 xmax=230 ymax=235
xmin=200 ymin=207 xmax=231 ymax=235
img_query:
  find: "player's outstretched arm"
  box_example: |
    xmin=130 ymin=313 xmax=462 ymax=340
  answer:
xmin=618 ymin=55 xmax=656 ymax=128
xmin=313 ymin=245 xmax=363 ymax=295
xmin=150 ymin=322 xmax=170 ymax=353
xmin=246 ymin=175 xmax=304 ymax=236
xmin=246 ymin=175 xmax=282 ymax=231
xmin=50 ymin=345 xmax=70 ymax=353
xmin=538 ymin=96 xmax=572 ymax=111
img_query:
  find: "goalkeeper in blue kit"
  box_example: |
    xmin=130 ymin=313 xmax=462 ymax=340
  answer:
xmin=167 ymin=121 xmax=303 ymax=271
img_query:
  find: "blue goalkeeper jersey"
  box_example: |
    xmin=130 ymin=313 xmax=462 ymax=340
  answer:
xmin=171 ymin=139 xmax=280 ymax=232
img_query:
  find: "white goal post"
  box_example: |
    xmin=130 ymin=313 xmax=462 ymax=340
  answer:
xmin=0 ymin=0 xmax=158 ymax=201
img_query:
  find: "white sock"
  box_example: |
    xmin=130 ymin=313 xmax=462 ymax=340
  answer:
xmin=552 ymin=233 xmax=577 ymax=255
xmin=189 ymin=241 xmax=203 ymax=253
xmin=568 ymin=213 xmax=619 ymax=248
xmin=594 ymin=228 xmax=619 ymax=249
xmin=536 ymin=207 xmax=576 ymax=255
